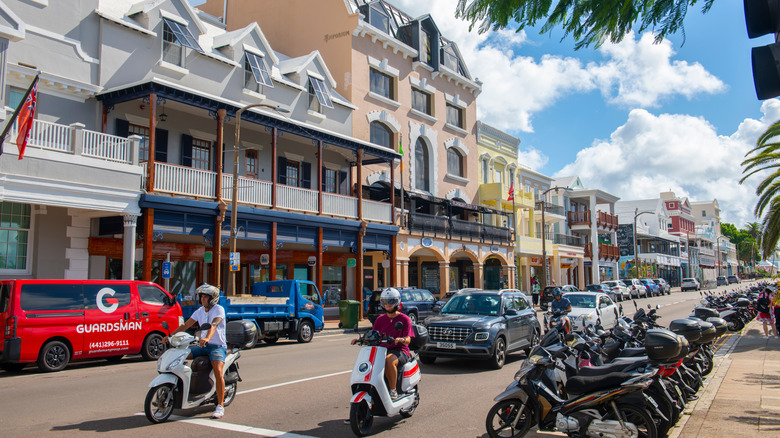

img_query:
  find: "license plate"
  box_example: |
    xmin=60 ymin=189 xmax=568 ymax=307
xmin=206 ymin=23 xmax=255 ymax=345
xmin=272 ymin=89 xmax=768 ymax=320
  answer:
xmin=437 ymin=342 xmax=456 ymax=349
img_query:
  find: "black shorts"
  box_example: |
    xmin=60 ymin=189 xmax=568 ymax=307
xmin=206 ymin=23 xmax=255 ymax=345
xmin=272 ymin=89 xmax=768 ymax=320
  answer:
xmin=388 ymin=350 xmax=409 ymax=367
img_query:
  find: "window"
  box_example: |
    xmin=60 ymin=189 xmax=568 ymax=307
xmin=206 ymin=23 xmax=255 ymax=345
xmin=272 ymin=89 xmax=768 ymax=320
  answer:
xmin=411 ymin=88 xmax=432 ymax=115
xmin=300 ymin=283 xmax=320 ymax=304
xmin=494 ymin=168 xmax=502 ymax=184
xmin=285 ymin=160 xmax=300 ymax=187
xmin=447 ymin=148 xmax=463 ymax=177
xmin=138 ymin=284 xmax=171 ymax=306
xmin=0 ymin=202 xmax=31 ymax=272
xmin=370 ymin=68 xmax=393 ymax=100
xmin=20 ymin=284 xmax=83 ymax=311
xmin=308 ymin=77 xmax=333 ymax=112
xmin=84 ymin=284 xmax=132 ymax=310
xmin=324 ymin=168 xmax=338 ymax=193
xmin=244 ymin=52 xmax=273 ymax=91
xmin=369 ymin=4 xmax=390 ymax=34
xmin=191 ymin=138 xmax=211 ymax=170
xmin=446 ymin=103 xmax=463 ymax=128
xmin=369 ymin=121 xmax=392 ymax=147
xmin=414 ymin=138 xmax=430 ymax=192
xmin=482 ymin=159 xmax=489 ymax=184
xmin=7 ymin=88 xmax=23 ymax=109
xmin=161 ymin=18 xmax=201 ymax=66
xmin=245 ymin=150 xmax=258 ymax=179
xmin=129 ymin=124 xmax=150 ymax=162
xmin=422 ymin=29 xmax=433 ymax=65
xmin=702 ymin=210 xmax=706 ymax=217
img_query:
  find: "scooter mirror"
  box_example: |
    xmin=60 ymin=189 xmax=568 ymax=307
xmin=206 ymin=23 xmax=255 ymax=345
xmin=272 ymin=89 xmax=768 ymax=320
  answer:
xmin=162 ymin=321 xmax=169 ymax=331
xmin=394 ymin=321 xmax=404 ymax=331
xmin=633 ymin=300 xmax=637 ymax=310
xmin=619 ymin=304 xmax=624 ymax=315
xmin=656 ymin=304 xmax=660 ymax=310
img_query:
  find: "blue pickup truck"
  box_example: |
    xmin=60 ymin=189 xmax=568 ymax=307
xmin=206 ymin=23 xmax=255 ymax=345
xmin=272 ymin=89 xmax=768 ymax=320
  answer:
xmin=178 ymin=280 xmax=324 ymax=347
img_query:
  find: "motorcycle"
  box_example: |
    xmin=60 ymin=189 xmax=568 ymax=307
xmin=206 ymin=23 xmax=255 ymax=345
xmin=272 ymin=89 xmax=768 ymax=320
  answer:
xmin=348 ymin=323 xmax=426 ymax=436
xmin=144 ymin=320 xmax=252 ymax=423
xmin=545 ymin=308 xmax=572 ymax=337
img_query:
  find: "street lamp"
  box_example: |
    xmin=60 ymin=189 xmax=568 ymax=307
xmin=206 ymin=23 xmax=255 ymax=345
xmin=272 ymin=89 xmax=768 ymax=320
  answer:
xmin=230 ymin=103 xmax=290 ymax=295
xmin=633 ymin=208 xmax=653 ymax=279
xmin=538 ymin=186 xmax=568 ymax=291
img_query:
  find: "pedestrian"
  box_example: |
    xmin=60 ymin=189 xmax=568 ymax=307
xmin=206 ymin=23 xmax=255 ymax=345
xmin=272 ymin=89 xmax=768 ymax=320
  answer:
xmin=772 ymin=287 xmax=780 ymax=337
xmin=756 ymin=287 xmax=777 ymax=337
xmin=531 ymin=277 xmax=540 ymax=306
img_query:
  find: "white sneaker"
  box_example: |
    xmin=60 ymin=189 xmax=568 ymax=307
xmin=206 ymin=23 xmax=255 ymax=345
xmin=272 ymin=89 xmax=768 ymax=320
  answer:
xmin=212 ymin=405 xmax=224 ymax=419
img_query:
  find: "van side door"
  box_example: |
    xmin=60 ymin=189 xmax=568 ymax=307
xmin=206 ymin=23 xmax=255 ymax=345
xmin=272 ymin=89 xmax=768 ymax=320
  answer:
xmin=18 ymin=283 xmax=85 ymax=363
xmin=82 ymin=283 xmax=137 ymax=358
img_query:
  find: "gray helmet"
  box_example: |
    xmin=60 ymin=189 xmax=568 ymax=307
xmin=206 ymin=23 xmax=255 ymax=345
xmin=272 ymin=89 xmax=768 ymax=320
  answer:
xmin=380 ymin=287 xmax=401 ymax=311
xmin=196 ymin=283 xmax=220 ymax=306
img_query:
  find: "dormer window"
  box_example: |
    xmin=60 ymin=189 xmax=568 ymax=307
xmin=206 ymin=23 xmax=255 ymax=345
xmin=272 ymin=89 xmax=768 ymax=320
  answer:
xmin=421 ymin=29 xmax=433 ymax=66
xmin=161 ymin=18 xmax=201 ymax=67
xmin=244 ymin=52 xmax=273 ymax=92
xmin=369 ymin=3 xmax=390 ymax=34
xmin=308 ymin=76 xmax=333 ymax=113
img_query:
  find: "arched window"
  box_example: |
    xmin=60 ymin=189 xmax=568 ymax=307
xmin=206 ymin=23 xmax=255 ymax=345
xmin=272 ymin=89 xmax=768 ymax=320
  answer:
xmin=369 ymin=121 xmax=392 ymax=148
xmin=414 ymin=138 xmax=430 ymax=192
xmin=447 ymin=148 xmax=463 ymax=177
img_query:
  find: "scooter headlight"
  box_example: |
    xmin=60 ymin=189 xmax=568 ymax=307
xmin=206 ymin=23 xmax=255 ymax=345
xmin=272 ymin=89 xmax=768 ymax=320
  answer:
xmin=166 ymin=356 xmax=185 ymax=372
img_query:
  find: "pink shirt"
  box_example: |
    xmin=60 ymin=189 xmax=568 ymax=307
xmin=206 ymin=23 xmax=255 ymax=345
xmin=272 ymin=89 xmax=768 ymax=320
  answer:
xmin=372 ymin=312 xmax=414 ymax=356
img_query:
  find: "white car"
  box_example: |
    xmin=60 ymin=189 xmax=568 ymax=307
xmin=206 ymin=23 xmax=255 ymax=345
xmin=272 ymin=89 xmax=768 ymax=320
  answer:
xmin=603 ymin=280 xmax=631 ymax=301
xmin=561 ymin=285 xmax=580 ymax=293
xmin=624 ymin=279 xmax=647 ymax=298
xmin=681 ymin=278 xmax=701 ymax=291
xmin=564 ymin=292 xmax=620 ymax=331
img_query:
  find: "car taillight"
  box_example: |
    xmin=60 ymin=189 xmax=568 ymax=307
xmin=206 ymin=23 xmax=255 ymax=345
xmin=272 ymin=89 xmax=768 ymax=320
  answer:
xmin=4 ymin=315 xmax=16 ymax=338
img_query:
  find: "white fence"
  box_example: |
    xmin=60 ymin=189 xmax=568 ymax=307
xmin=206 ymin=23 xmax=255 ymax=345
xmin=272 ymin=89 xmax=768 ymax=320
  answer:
xmin=222 ymin=175 xmax=272 ymax=206
xmin=83 ymin=131 xmax=131 ymax=163
xmin=9 ymin=119 xmax=133 ymax=163
xmin=276 ymin=185 xmax=319 ymax=213
xmin=153 ymin=163 xmax=216 ymax=197
xmin=363 ymin=199 xmax=392 ymax=223
xmin=323 ymin=192 xmax=358 ymax=219
xmin=10 ymin=119 xmax=71 ymax=152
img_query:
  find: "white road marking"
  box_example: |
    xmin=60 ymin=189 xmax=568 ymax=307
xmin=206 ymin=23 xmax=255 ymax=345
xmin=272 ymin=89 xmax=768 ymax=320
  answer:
xmin=170 ymin=415 xmax=318 ymax=437
xmin=237 ymin=370 xmax=351 ymax=395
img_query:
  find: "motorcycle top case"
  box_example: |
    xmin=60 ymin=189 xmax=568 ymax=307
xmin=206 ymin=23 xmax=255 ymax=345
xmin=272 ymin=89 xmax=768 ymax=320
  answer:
xmin=672 ymin=335 xmax=690 ymax=362
xmin=693 ymin=307 xmax=720 ymax=320
xmin=696 ymin=320 xmax=717 ymax=344
xmin=669 ymin=318 xmax=702 ymax=343
xmin=736 ymin=298 xmax=751 ymax=308
xmin=409 ymin=324 xmax=428 ymax=351
xmin=706 ymin=317 xmax=727 ymax=337
xmin=226 ymin=320 xmax=257 ymax=346
xmin=644 ymin=329 xmax=682 ymax=362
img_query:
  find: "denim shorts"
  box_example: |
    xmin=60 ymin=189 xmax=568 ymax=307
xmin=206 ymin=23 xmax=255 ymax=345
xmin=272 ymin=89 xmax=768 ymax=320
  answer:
xmin=189 ymin=344 xmax=227 ymax=363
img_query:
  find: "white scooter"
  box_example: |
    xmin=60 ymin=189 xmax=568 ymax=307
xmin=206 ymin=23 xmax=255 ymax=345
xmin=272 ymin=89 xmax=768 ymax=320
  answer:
xmin=348 ymin=323 xmax=425 ymax=437
xmin=144 ymin=320 xmax=254 ymax=423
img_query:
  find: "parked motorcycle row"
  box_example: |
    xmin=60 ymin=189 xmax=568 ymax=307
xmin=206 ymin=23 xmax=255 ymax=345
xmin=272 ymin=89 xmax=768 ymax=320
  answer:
xmin=484 ymin=283 xmax=764 ymax=438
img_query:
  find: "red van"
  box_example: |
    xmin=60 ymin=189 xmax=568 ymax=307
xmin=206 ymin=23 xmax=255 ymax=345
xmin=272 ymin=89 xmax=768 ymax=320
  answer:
xmin=0 ymin=280 xmax=183 ymax=372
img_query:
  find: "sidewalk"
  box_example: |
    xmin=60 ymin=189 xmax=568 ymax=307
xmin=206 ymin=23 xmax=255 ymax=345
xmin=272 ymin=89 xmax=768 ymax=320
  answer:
xmin=321 ymin=318 xmax=373 ymax=334
xmin=672 ymin=319 xmax=780 ymax=437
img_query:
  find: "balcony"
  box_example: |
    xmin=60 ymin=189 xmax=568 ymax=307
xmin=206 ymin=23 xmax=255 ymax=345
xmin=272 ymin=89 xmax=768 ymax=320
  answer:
xmin=597 ymin=211 xmax=618 ymax=230
xmin=553 ymin=234 xmax=585 ymax=247
xmin=407 ymin=213 xmax=513 ymax=243
xmin=568 ymin=210 xmax=590 ymax=226
xmin=479 ymin=183 xmax=535 ymax=209
xmin=584 ymin=243 xmax=620 ymax=260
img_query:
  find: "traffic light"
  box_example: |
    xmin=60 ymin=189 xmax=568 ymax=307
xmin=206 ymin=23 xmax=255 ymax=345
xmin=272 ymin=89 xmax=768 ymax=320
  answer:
xmin=745 ymin=0 xmax=780 ymax=99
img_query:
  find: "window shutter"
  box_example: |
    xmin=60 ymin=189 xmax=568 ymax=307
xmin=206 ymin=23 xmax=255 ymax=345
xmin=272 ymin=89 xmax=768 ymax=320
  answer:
xmin=321 ymin=166 xmax=327 ymax=191
xmin=277 ymin=156 xmax=287 ymax=184
xmin=155 ymin=128 xmax=168 ymax=162
xmin=339 ymin=171 xmax=347 ymax=195
xmin=302 ymin=162 xmax=311 ymax=189
xmin=115 ymin=119 xmax=129 ymax=137
xmin=181 ymin=134 xmax=193 ymax=167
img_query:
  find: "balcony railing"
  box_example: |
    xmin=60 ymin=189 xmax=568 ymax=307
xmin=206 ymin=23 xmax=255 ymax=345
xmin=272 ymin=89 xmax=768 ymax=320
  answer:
xmin=323 ymin=192 xmax=358 ymax=218
xmin=407 ymin=213 xmax=513 ymax=243
xmin=277 ymin=184 xmax=318 ymax=213
xmin=451 ymin=218 xmax=483 ymax=241
xmin=408 ymin=212 xmax=449 ymax=236
xmin=553 ymin=233 xmax=585 ymax=246
xmin=221 ymin=175 xmax=272 ymax=206
xmin=8 ymin=119 xmax=135 ymax=163
xmin=362 ymin=199 xmax=392 ymax=223
xmin=537 ymin=201 xmax=564 ymax=216
xmin=483 ymin=223 xmax=513 ymax=243
xmin=568 ymin=210 xmax=591 ymax=226
xmin=597 ymin=211 xmax=619 ymax=230
xmin=584 ymin=242 xmax=620 ymax=260
xmin=153 ymin=162 xmax=216 ymax=197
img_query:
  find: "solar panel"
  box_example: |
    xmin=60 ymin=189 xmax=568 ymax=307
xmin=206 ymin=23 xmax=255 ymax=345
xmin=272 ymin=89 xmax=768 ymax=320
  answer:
xmin=246 ymin=52 xmax=273 ymax=87
xmin=309 ymin=77 xmax=333 ymax=109
xmin=162 ymin=18 xmax=202 ymax=52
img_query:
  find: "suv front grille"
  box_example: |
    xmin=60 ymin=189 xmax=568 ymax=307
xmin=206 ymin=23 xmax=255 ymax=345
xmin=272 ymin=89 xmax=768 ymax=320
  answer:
xmin=428 ymin=326 xmax=472 ymax=343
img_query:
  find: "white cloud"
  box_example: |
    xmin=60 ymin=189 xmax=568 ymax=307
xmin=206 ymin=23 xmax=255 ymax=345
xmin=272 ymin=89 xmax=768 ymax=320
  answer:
xmin=554 ymin=100 xmax=780 ymax=227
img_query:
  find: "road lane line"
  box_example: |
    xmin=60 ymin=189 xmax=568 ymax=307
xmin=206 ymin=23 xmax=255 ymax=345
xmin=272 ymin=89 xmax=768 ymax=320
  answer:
xmin=170 ymin=415 xmax=318 ymax=437
xmin=237 ymin=370 xmax=351 ymax=395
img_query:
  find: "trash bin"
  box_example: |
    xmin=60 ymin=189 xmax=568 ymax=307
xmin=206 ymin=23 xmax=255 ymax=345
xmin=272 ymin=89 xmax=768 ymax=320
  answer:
xmin=338 ymin=300 xmax=360 ymax=329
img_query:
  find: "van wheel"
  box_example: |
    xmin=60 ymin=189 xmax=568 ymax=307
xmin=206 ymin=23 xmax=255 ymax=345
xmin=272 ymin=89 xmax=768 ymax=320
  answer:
xmin=38 ymin=340 xmax=70 ymax=372
xmin=142 ymin=333 xmax=166 ymax=360
xmin=297 ymin=320 xmax=314 ymax=343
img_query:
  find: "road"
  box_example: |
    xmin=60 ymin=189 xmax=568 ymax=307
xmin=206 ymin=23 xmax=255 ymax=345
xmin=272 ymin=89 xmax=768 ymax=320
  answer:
xmin=0 ymin=282 xmax=758 ymax=437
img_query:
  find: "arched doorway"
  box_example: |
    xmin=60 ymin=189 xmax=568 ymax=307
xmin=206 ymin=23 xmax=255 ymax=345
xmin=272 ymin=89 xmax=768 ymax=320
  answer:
xmin=408 ymin=247 xmax=444 ymax=295
xmin=449 ymin=251 xmax=476 ymax=290
xmin=484 ymin=257 xmax=503 ymax=290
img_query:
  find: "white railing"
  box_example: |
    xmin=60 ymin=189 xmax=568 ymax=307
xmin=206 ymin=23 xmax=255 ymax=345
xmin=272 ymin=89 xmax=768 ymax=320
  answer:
xmin=140 ymin=162 xmax=147 ymax=189
xmin=323 ymin=193 xmax=358 ymax=219
xmin=277 ymin=185 xmax=318 ymax=213
xmin=222 ymin=174 xmax=272 ymax=206
xmin=154 ymin=162 xmax=216 ymax=197
xmin=362 ymin=199 xmax=392 ymax=223
xmin=10 ymin=119 xmax=71 ymax=152
xmin=82 ymin=131 xmax=131 ymax=163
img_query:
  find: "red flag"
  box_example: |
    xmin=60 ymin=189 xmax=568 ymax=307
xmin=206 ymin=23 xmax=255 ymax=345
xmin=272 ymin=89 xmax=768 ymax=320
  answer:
xmin=507 ymin=181 xmax=515 ymax=202
xmin=16 ymin=81 xmax=38 ymax=160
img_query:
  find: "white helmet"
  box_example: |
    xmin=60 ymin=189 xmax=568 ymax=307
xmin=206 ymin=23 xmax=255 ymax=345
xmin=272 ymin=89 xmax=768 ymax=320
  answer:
xmin=196 ymin=283 xmax=221 ymax=307
xmin=379 ymin=287 xmax=401 ymax=310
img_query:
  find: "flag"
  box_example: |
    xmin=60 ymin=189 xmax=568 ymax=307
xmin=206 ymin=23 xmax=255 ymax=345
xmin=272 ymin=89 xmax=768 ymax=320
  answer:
xmin=15 ymin=80 xmax=38 ymax=160
xmin=398 ymin=138 xmax=403 ymax=172
xmin=507 ymin=180 xmax=515 ymax=202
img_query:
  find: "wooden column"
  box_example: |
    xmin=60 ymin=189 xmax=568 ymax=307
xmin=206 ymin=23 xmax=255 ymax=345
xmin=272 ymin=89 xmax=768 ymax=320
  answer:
xmin=318 ymin=140 xmax=323 ymax=215
xmin=142 ymin=93 xmax=157 ymax=282
xmin=390 ymin=235 xmax=397 ymax=287
xmin=317 ymin=227 xmax=323 ymax=295
xmin=390 ymin=160 xmax=396 ymax=224
xmin=356 ymin=149 xmax=364 ymax=319
xmin=271 ymin=127 xmax=277 ymax=208
xmin=213 ymin=108 xmax=226 ymax=287
xmin=270 ymin=222 xmax=277 ymax=280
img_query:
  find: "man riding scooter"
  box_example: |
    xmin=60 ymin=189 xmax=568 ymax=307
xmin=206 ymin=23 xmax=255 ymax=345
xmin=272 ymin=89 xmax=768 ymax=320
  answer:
xmin=351 ymin=287 xmax=413 ymax=400
xmin=550 ymin=288 xmax=572 ymax=333
xmin=163 ymin=283 xmax=227 ymax=419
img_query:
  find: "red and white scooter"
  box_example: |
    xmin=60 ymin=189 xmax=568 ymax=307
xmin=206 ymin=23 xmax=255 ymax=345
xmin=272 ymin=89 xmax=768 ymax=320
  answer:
xmin=348 ymin=324 xmax=425 ymax=436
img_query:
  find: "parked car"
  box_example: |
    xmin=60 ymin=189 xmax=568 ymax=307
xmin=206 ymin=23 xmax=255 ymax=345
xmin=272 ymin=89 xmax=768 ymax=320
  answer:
xmin=419 ymin=290 xmax=541 ymax=369
xmin=653 ymin=278 xmax=671 ymax=295
xmin=727 ymin=275 xmax=740 ymax=284
xmin=603 ymin=280 xmax=631 ymax=301
xmin=565 ymin=292 xmax=620 ymax=331
xmin=585 ymin=283 xmax=620 ymax=303
xmin=539 ymin=286 xmax=561 ymax=309
xmin=561 ymin=285 xmax=580 ymax=293
xmin=681 ymin=278 xmax=701 ymax=291
xmin=367 ymin=287 xmax=437 ymax=324
xmin=640 ymin=279 xmax=661 ymax=297
xmin=716 ymin=276 xmax=729 ymax=286
xmin=624 ymin=278 xmax=648 ymax=298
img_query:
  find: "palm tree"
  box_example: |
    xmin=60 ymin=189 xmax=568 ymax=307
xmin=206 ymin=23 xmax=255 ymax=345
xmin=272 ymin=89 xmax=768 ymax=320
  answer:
xmin=745 ymin=222 xmax=762 ymax=269
xmin=741 ymin=120 xmax=780 ymax=259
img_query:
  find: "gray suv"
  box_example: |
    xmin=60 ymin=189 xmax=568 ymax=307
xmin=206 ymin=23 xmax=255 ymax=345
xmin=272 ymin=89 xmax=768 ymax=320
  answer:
xmin=419 ymin=290 xmax=540 ymax=369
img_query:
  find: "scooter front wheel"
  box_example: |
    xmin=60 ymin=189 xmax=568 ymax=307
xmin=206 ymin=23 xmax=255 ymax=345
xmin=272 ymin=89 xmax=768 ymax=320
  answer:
xmin=349 ymin=400 xmax=373 ymax=437
xmin=486 ymin=399 xmax=533 ymax=438
xmin=145 ymin=383 xmax=175 ymax=424
xmin=223 ymin=381 xmax=238 ymax=407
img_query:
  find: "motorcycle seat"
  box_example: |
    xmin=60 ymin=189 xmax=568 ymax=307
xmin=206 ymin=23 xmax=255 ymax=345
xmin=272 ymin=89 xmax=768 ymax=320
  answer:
xmin=566 ymin=372 xmax=636 ymax=395
xmin=617 ymin=347 xmax=646 ymax=357
xmin=578 ymin=358 xmax=650 ymax=376
xmin=191 ymin=356 xmax=212 ymax=372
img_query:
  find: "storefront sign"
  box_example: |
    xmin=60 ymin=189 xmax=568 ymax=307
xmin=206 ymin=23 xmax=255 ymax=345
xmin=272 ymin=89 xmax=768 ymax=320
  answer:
xmin=422 ymin=237 xmax=433 ymax=247
xmin=308 ymin=256 xmax=317 ymax=267
xmin=347 ymin=258 xmax=356 ymax=267
xmin=260 ymin=254 xmax=270 ymax=265
xmin=204 ymin=251 xmax=212 ymax=263
xmin=382 ymin=259 xmax=390 ymax=268
xmin=490 ymin=245 xmax=499 ymax=253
